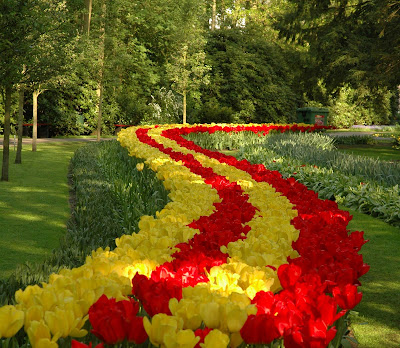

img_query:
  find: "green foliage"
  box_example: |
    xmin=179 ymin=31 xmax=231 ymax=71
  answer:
xmin=192 ymin=99 xmax=235 ymax=124
xmin=102 ymin=1 xmax=161 ymax=125
xmin=328 ymin=85 xmax=392 ymax=128
xmin=29 ymin=81 xmax=98 ymax=136
xmin=275 ymin=0 xmax=400 ymax=90
xmin=140 ymin=87 xmax=182 ymax=125
xmin=0 ymin=90 xmax=18 ymax=135
xmin=199 ymin=27 xmax=297 ymax=124
xmin=164 ymin=0 xmax=210 ymax=122
xmin=392 ymin=134 xmax=400 ymax=150
xmin=260 ymin=132 xmax=400 ymax=187
xmin=185 ymin=130 xmax=264 ymax=150
xmin=0 ymin=141 xmax=170 ymax=306
xmin=332 ymin=135 xmax=378 ymax=146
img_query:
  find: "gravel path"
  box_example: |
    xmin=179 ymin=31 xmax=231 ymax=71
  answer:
xmin=0 ymin=137 xmax=115 ymax=146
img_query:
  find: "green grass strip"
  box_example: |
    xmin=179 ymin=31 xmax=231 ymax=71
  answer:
xmin=0 ymin=142 xmax=86 ymax=280
xmin=344 ymin=206 xmax=400 ymax=348
xmin=338 ymin=144 xmax=400 ymax=162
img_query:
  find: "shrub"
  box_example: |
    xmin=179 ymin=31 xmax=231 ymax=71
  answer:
xmin=261 ymin=132 xmax=400 ymax=187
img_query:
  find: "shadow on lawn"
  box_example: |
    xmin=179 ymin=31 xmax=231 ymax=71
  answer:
xmin=348 ymin=212 xmax=400 ymax=341
xmin=0 ymin=184 xmax=69 ymax=279
xmin=0 ymin=143 xmax=85 ymax=280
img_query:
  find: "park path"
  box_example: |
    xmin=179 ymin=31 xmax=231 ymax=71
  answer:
xmin=0 ymin=137 xmax=115 ymax=146
xmin=0 ymin=131 xmax=394 ymax=146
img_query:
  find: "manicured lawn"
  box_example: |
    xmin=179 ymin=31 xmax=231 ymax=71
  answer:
xmin=342 ymin=205 xmax=400 ymax=348
xmin=337 ymin=144 xmax=400 ymax=162
xmin=0 ymin=142 xmax=87 ymax=279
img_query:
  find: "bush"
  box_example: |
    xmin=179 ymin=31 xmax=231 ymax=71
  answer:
xmin=140 ymin=87 xmax=182 ymax=125
xmin=327 ymin=85 xmax=392 ymax=128
xmin=200 ymin=28 xmax=298 ymax=124
xmin=261 ymin=132 xmax=400 ymax=187
xmin=332 ymin=135 xmax=378 ymax=145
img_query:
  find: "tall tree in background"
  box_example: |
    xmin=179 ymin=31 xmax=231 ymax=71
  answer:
xmin=27 ymin=1 xmax=76 ymax=151
xmin=15 ymin=86 xmax=24 ymax=164
xmin=0 ymin=0 xmax=36 ymax=180
xmin=274 ymin=0 xmax=400 ymax=91
xmin=83 ymin=0 xmax=93 ymax=35
xmin=96 ymin=0 xmax=106 ymax=141
xmin=166 ymin=0 xmax=210 ymax=123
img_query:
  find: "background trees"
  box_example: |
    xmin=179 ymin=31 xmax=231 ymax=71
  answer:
xmin=273 ymin=0 xmax=400 ymax=125
xmin=1 ymin=0 xmax=399 ymax=149
xmin=0 ymin=0 xmax=76 ymax=179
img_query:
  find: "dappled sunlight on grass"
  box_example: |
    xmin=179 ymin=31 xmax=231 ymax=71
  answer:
xmin=8 ymin=187 xmax=48 ymax=193
xmin=0 ymin=142 xmax=87 ymax=279
xmin=338 ymin=144 xmax=400 ymax=162
xmin=342 ymin=205 xmax=400 ymax=347
xmin=0 ymin=239 xmax=51 ymax=256
xmin=8 ymin=213 xmax=43 ymax=222
xmin=363 ymin=302 xmax=397 ymax=315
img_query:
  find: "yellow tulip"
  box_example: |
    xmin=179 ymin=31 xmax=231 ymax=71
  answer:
xmin=229 ymin=332 xmax=243 ymax=348
xmin=24 ymin=306 xmax=44 ymax=329
xmin=143 ymin=314 xmax=184 ymax=346
xmin=226 ymin=307 xmax=247 ymax=333
xmin=200 ymin=302 xmax=220 ymax=328
xmin=27 ymin=320 xmax=55 ymax=348
xmin=136 ymin=162 xmax=144 ymax=171
xmin=163 ymin=329 xmax=200 ymax=348
xmin=15 ymin=284 xmax=42 ymax=308
xmin=200 ymin=329 xmax=229 ymax=348
xmin=36 ymin=338 xmax=58 ymax=348
xmin=169 ymin=298 xmax=202 ymax=330
xmin=0 ymin=305 xmax=24 ymax=338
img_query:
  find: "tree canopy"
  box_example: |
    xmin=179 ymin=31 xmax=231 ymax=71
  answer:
xmin=0 ymin=0 xmax=398 ymax=137
xmin=274 ymin=0 xmax=400 ymax=91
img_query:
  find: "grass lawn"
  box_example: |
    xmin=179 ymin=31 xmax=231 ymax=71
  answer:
xmin=343 ymin=206 xmax=400 ymax=348
xmin=337 ymin=144 xmax=400 ymax=162
xmin=0 ymin=142 xmax=87 ymax=279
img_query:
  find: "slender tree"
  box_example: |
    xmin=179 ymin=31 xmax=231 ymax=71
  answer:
xmin=211 ymin=0 xmax=217 ymax=30
xmin=15 ymin=87 xmax=24 ymax=164
xmin=83 ymin=0 xmax=93 ymax=36
xmin=31 ymin=88 xmax=45 ymax=152
xmin=0 ymin=0 xmax=34 ymax=180
xmin=1 ymin=85 xmax=12 ymax=181
xmin=166 ymin=0 xmax=210 ymax=123
xmin=96 ymin=0 xmax=106 ymax=141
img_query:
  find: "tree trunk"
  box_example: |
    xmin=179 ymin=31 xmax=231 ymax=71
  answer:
xmin=1 ymin=85 xmax=12 ymax=181
xmin=15 ymin=88 xmax=24 ymax=164
xmin=97 ymin=84 xmax=104 ymax=141
xmin=83 ymin=0 xmax=93 ymax=36
xmin=211 ymin=0 xmax=217 ymax=30
xmin=96 ymin=0 xmax=106 ymax=142
xmin=398 ymin=85 xmax=400 ymax=117
xmin=32 ymin=89 xmax=39 ymax=152
xmin=183 ymin=91 xmax=187 ymax=124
